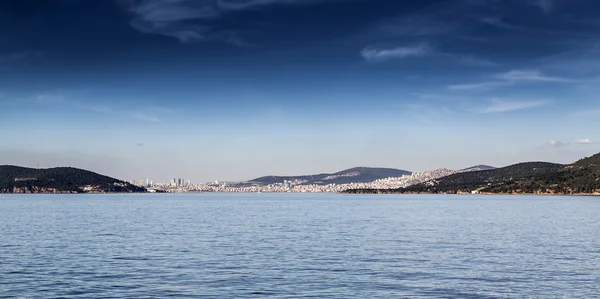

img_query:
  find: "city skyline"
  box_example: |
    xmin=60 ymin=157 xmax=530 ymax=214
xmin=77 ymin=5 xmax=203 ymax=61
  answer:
xmin=2 ymin=0 xmax=600 ymax=182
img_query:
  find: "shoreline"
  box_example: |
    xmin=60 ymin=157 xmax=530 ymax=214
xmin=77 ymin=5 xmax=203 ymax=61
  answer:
xmin=1 ymin=191 xmax=599 ymax=197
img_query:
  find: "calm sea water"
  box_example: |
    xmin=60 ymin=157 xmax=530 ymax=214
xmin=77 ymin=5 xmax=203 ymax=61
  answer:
xmin=1 ymin=193 xmax=598 ymax=298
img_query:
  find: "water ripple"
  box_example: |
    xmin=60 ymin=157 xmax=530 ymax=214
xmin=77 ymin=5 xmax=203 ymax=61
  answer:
xmin=1 ymin=193 xmax=599 ymax=298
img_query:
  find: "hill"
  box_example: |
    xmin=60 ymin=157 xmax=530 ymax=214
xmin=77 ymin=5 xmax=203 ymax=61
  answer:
xmin=487 ymin=153 xmax=600 ymax=194
xmin=460 ymin=165 xmax=496 ymax=172
xmin=343 ymin=162 xmax=564 ymax=194
xmin=0 ymin=165 xmax=146 ymax=194
xmin=249 ymin=167 xmax=412 ymax=185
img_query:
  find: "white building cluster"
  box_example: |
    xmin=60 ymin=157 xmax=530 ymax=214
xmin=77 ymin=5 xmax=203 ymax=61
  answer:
xmin=144 ymin=168 xmax=458 ymax=193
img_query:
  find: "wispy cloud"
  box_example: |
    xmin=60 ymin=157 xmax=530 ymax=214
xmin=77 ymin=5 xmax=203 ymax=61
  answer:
xmin=477 ymin=98 xmax=551 ymax=114
xmin=574 ymin=139 xmax=599 ymax=145
xmin=531 ymin=0 xmax=554 ymax=13
xmin=448 ymin=81 xmax=510 ymax=91
xmin=131 ymin=1 xmax=219 ymax=22
xmin=409 ymin=93 xmax=443 ymax=100
xmin=377 ymin=13 xmax=456 ymax=37
xmin=32 ymin=93 xmax=165 ymax=123
xmin=571 ymin=109 xmax=600 ymax=117
xmin=548 ymin=138 xmax=598 ymax=148
xmin=122 ymin=0 xmax=346 ymax=44
xmin=133 ymin=113 xmax=162 ymax=123
xmin=549 ymin=140 xmax=569 ymax=147
xmin=454 ymin=55 xmax=500 ymax=67
xmin=217 ymin=0 xmax=324 ymax=10
xmin=496 ymin=70 xmax=574 ymax=82
xmin=126 ymin=0 xmax=216 ymax=43
xmin=449 ymin=69 xmax=575 ymax=91
xmin=0 ymin=51 xmax=42 ymax=62
xmin=398 ymin=102 xmax=455 ymax=124
xmin=481 ymin=17 xmax=515 ymax=29
xmin=361 ymin=44 xmax=432 ymax=62
xmin=0 ymin=51 xmax=43 ymax=69
xmin=33 ymin=93 xmax=117 ymax=114
xmin=539 ymin=41 xmax=600 ymax=77
xmin=361 ymin=43 xmax=498 ymax=67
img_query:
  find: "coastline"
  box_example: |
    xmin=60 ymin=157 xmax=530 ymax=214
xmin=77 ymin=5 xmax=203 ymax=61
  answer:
xmin=340 ymin=190 xmax=600 ymax=196
xmin=2 ymin=190 xmax=599 ymax=196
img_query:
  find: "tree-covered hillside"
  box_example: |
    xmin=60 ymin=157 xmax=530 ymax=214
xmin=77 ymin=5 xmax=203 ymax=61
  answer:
xmin=344 ymin=162 xmax=564 ymax=194
xmin=0 ymin=165 xmax=146 ymax=193
xmin=486 ymin=153 xmax=600 ymax=194
xmin=344 ymin=153 xmax=600 ymax=195
xmin=398 ymin=162 xmax=563 ymax=193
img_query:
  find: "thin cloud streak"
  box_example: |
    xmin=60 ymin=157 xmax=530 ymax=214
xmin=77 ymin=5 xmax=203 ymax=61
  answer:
xmin=549 ymin=140 xmax=569 ymax=147
xmin=496 ymin=70 xmax=575 ymax=82
xmin=217 ymin=0 xmax=326 ymax=10
xmin=449 ymin=69 xmax=575 ymax=91
xmin=477 ymin=99 xmax=550 ymax=114
xmin=532 ymin=0 xmax=554 ymax=13
xmin=398 ymin=102 xmax=455 ymax=124
xmin=454 ymin=55 xmax=500 ymax=67
xmin=448 ymin=81 xmax=511 ymax=91
xmin=377 ymin=13 xmax=456 ymax=37
xmin=481 ymin=17 xmax=515 ymax=29
xmin=32 ymin=93 xmax=164 ymax=123
xmin=123 ymin=0 xmax=354 ymax=43
xmin=575 ymin=139 xmax=599 ymax=145
xmin=0 ymin=51 xmax=43 ymax=69
xmin=361 ymin=44 xmax=432 ymax=62
xmin=570 ymin=109 xmax=600 ymax=117
xmin=548 ymin=138 xmax=599 ymax=148
xmin=133 ymin=113 xmax=162 ymax=123
xmin=361 ymin=44 xmax=499 ymax=67
xmin=131 ymin=1 xmax=219 ymax=22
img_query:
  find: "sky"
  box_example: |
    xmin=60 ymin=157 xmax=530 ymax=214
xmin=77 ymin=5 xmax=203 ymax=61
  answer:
xmin=1 ymin=0 xmax=600 ymax=182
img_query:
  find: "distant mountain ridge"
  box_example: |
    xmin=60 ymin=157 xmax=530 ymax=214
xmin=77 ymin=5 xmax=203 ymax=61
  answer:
xmin=249 ymin=167 xmax=412 ymax=185
xmin=0 ymin=165 xmax=146 ymax=193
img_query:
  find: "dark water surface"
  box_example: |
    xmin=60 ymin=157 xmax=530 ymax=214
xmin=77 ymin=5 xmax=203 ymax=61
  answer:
xmin=1 ymin=193 xmax=599 ymax=298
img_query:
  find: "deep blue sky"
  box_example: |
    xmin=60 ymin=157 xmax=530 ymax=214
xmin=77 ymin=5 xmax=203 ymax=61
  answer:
xmin=1 ymin=0 xmax=600 ymax=182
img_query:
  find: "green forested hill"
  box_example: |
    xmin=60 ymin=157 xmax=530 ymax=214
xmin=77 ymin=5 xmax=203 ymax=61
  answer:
xmin=0 ymin=165 xmax=146 ymax=193
xmin=344 ymin=153 xmax=600 ymax=195
xmin=488 ymin=153 xmax=600 ymax=194
xmin=343 ymin=162 xmax=565 ymax=194
xmin=404 ymin=162 xmax=563 ymax=193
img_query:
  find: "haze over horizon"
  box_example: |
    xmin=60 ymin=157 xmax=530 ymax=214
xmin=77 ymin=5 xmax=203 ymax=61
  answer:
xmin=2 ymin=0 xmax=600 ymax=182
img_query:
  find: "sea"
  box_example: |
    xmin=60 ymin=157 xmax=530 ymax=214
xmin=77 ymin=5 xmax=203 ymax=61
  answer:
xmin=1 ymin=193 xmax=598 ymax=298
